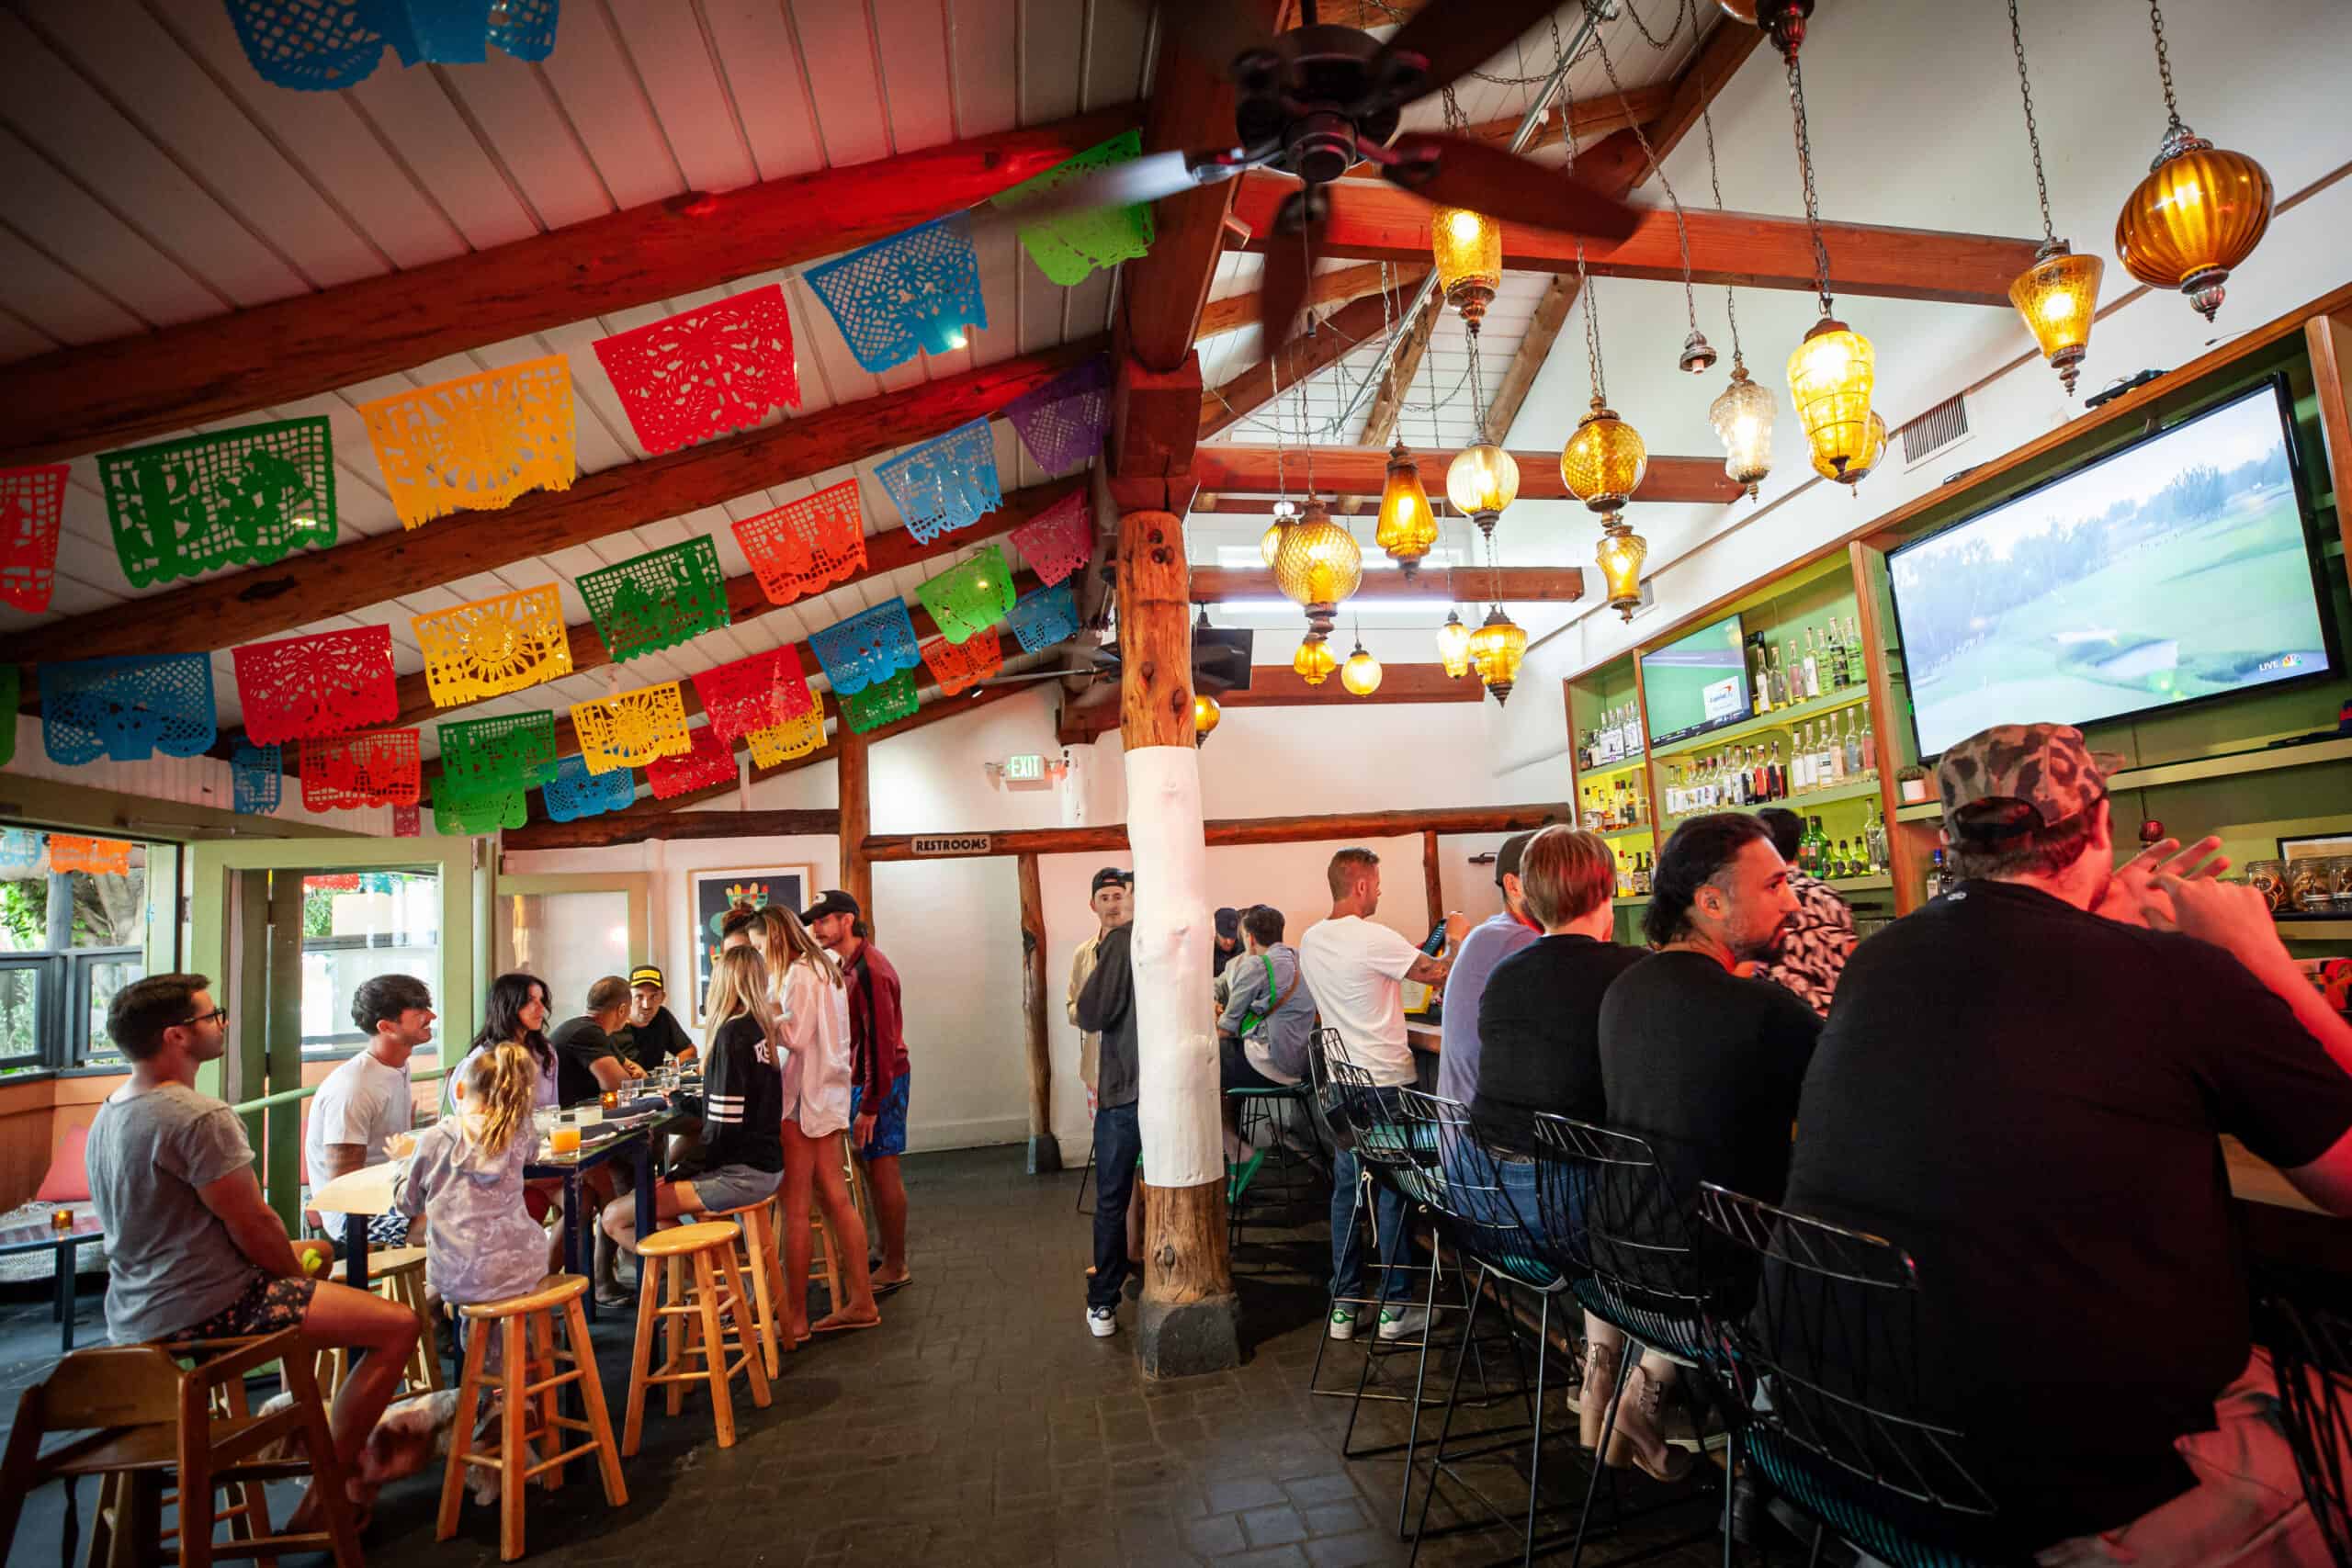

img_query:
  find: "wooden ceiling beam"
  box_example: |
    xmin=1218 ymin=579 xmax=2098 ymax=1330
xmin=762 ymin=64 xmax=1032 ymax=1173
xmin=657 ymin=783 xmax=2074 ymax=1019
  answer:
xmin=0 ymin=342 xmax=1101 ymax=669
xmin=1199 ymin=276 xmax=1423 ymax=440
xmin=1193 ymin=444 xmax=1741 ymax=503
xmin=1358 ymin=293 xmax=1439 ymax=446
xmin=0 ymin=107 xmax=1137 ymax=468
xmin=1227 ymin=175 xmax=2041 ymax=307
xmin=1189 ymin=565 xmax=1583 ymax=603
xmin=1196 ymin=261 xmax=1407 ymax=341
xmin=865 ymin=799 xmax=1573 ymax=860
xmin=503 ymin=809 xmax=842 ymax=852
xmin=1347 ymin=84 xmax=1677 ymax=178
xmin=1057 ymin=660 xmax=1476 ymax=743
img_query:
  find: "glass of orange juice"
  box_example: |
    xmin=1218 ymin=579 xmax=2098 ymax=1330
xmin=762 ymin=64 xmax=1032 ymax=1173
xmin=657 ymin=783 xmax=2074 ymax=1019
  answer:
xmin=550 ymin=1124 xmax=582 ymax=1156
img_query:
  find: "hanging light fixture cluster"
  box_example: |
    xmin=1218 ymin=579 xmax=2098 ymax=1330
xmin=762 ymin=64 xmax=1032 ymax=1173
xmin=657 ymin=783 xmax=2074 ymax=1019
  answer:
xmin=1429 ymin=316 xmax=1522 ymax=681
xmin=1340 ymin=615 xmax=1384 ymax=697
xmin=1557 ymin=234 xmax=1652 ymax=621
xmin=1780 ymin=44 xmax=1879 ymax=492
xmin=2003 ymin=0 xmax=2103 ymax=397
xmin=1374 ymin=437 xmax=1438 ymax=579
xmin=2113 ymin=0 xmax=2272 ymax=323
xmin=1695 ymin=74 xmax=1776 ymax=499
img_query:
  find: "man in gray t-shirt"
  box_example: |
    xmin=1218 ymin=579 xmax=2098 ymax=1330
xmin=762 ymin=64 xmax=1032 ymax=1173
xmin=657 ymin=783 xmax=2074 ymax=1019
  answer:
xmin=85 ymin=972 xmax=420 ymax=1521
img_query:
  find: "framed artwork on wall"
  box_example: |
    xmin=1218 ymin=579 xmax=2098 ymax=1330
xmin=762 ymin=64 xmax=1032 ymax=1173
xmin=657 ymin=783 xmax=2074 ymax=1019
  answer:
xmin=688 ymin=865 xmax=812 ymax=1021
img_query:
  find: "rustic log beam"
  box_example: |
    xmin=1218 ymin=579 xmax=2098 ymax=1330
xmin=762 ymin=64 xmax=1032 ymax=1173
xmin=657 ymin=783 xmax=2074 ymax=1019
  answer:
xmin=1193 ymin=444 xmax=1741 ymax=504
xmin=0 ymin=107 xmax=1137 ymax=468
xmin=1189 ymin=565 xmax=1584 ymax=603
xmin=1195 ymin=262 xmax=1406 ymax=341
xmin=1357 ymin=297 xmax=1439 ymax=446
xmin=0 ymin=343 xmax=1102 ymax=669
xmin=501 ymin=809 xmax=842 ymax=851
xmin=865 ymin=800 xmax=1576 ymax=861
xmin=1017 ymin=851 xmax=1061 ymax=1175
xmin=1227 ymin=175 xmax=2041 ymax=307
xmin=1198 ymin=276 xmax=1425 ymax=439
xmin=838 ymin=725 xmax=873 ymax=942
xmin=1422 ymin=829 xmax=1445 ymax=932
xmin=1058 ymin=660 xmax=1478 ymax=742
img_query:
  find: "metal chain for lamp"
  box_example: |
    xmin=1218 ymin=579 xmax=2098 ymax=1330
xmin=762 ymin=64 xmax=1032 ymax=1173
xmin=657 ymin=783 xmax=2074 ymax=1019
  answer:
xmin=1785 ymin=49 xmax=1836 ymax=317
xmin=2147 ymin=0 xmax=2186 ymax=138
xmin=1577 ymin=240 xmax=1607 ymax=404
xmin=1583 ymin=4 xmax=1703 ymax=348
xmin=1616 ymin=0 xmax=1690 ymax=53
xmin=1466 ymin=331 xmax=1491 ymax=445
xmin=1696 ymin=12 xmax=1746 ymax=366
xmin=2007 ymin=0 xmax=2057 ymax=247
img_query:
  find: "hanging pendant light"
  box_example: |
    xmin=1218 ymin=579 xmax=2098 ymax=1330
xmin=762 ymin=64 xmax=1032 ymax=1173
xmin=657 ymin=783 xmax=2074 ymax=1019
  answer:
xmin=1193 ymin=692 xmax=1222 ymax=745
xmin=2002 ymin=0 xmax=2104 ymax=396
xmin=1720 ymin=0 xmax=1812 ymax=57
xmin=1430 ymin=206 xmax=1502 ymax=334
xmin=1434 ymin=608 xmax=1474 ymax=677
xmin=1561 ymin=399 xmax=1649 ymax=525
xmin=1780 ymin=47 xmax=1877 ymax=483
xmin=1710 ymin=363 xmax=1777 ymax=500
xmin=1293 ymin=634 xmax=1338 ymax=686
xmin=1272 ymin=497 xmax=1362 ymax=638
xmin=1374 ymin=439 xmax=1439 ymax=578
xmin=1679 ymin=330 xmax=1718 ymax=375
xmin=1596 ymin=521 xmax=1649 ymax=622
xmin=1445 ymin=445 xmax=1520 ymax=540
xmin=1341 ymin=637 xmax=1384 ymax=697
xmin=1468 ymin=608 xmax=1528 ymax=705
xmin=1812 ymin=410 xmax=1887 ymax=489
xmin=2113 ymin=2 xmax=2271 ymax=323
xmin=1258 ymin=501 xmax=1294 ymax=568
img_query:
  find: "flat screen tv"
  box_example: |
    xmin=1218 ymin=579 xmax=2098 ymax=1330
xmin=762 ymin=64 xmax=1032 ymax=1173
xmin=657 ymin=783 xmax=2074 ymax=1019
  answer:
xmin=1641 ymin=613 xmax=1753 ymax=747
xmin=1888 ymin=378 xmax=2335 ymax=760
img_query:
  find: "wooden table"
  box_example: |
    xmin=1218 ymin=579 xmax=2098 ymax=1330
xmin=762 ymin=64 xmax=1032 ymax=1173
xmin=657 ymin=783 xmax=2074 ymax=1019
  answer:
xmin=0 ymin=1210 xmax=106 ymax=1349
xmin=2223 ymin=1136 xmax=2320 ymax=1213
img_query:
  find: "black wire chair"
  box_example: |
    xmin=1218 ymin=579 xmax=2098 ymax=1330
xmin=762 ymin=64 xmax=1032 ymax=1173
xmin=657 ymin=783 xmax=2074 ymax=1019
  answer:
xmin=1528 ymin=1113 xmax=1729 ymax=1568
xmin=1390 ymin=1089 xmax=1591 ymax=1568
xmin=2259 ymin=1280 xmax=2352 ymax=1567
xmin=1697 ymin=1182 xmax=2004 ymax=1568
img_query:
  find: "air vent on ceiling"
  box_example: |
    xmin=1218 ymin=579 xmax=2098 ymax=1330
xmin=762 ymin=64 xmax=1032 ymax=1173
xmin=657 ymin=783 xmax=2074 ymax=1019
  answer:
xmin=1899 ymin=394 xmax=1970 ymax=468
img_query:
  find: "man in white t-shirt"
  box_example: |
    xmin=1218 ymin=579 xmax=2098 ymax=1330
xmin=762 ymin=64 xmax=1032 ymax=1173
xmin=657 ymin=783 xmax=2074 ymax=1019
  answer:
xmin=306 ymin=973 xmax=434 ymax=1247
xmin=1299 ymin=847 xmax=1465 ymax=1342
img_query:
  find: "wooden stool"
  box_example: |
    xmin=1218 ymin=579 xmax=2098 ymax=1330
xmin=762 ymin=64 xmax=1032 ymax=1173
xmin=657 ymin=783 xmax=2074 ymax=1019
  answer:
xmin=0 ymin=1328 xmax=360 ymax=1568
xmin=322 ymin=1245 xmax=442 ymax=1398
xmin=701 ymin=1201 xmax=783 ymax=1378
xmin=623 ymin=1221 xmax=771 ymax=1457
xmin=439 ymin=1274 xmax=626 ymax=1563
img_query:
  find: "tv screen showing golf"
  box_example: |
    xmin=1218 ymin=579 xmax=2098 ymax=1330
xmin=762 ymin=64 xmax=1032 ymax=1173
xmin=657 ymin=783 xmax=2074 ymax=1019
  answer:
xmin=1641 ymin=614 xmax=1753 ymax=746
xmin=1889 ymin=380 xmax=2333 ymax=759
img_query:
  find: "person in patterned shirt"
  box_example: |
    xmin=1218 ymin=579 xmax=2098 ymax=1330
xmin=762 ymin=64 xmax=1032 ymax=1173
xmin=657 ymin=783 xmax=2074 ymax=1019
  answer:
xmin=1755 ymin=808 xmax=1857 ymax=1017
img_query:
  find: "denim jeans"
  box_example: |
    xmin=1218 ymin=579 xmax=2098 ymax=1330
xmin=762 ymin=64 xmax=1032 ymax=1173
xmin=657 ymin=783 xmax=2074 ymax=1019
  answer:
xmin=1089 ymin=1101 xmax=1141 ymax=1310
xmin=1329 ymin=1145 xmax=1413 ymax=1304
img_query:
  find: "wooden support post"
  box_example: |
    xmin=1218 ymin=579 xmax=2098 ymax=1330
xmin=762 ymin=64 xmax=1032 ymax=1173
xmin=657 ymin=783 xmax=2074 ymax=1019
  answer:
xmin=1017 ymin=852 xmax=1060 ymax=1175
xmin=1117 ymin=507 xmax=1238 ymax=1378
xmin=838 ymin=727 xmax=873 ymax=943
xmin=1421 ymin=829 xmax=1444 ymax=933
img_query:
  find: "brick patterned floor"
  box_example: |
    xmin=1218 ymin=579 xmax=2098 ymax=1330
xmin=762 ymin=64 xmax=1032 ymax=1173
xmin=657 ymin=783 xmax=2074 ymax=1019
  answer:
xmin=0 ymin=1146 xmax=1729 ymax=1566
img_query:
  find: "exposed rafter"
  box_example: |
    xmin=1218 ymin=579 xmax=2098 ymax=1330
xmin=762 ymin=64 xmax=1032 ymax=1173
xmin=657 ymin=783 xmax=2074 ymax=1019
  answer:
xmin=1189 ymin=565 xmax=1583 ymax=603
xmin=0 ymin=107 xmax=1138 ymax=468
xmin=1198 ymin=276 xmax=1424 ymax=440
xmin=1057 ymin=661 xmax=1477 ymax=743
xmin=0 ymin=343 xmax=1102 ymax=670
xmin=1358 ymin=292 xmax=1440 ymax=446
xmin=1193 ymin=444 xmax=1741 ymax=504
xmin=1196 ymin=262 xmax=1410 ymax=341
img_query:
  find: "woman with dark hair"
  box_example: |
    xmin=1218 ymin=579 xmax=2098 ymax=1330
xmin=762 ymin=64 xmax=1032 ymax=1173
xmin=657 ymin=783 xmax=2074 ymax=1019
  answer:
xmin=442 ymin=973 xmax=559 ymax=1115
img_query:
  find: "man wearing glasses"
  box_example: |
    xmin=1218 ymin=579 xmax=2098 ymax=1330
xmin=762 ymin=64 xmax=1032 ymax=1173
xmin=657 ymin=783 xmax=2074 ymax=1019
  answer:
xmin=85 ymin=974 xmax=421 ymax=1530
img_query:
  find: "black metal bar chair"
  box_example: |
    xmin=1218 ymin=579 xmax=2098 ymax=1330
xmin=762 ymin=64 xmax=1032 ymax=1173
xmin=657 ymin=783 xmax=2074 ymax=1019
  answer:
xmin=1529 ymin=1113 xmax=1732 ymax=1568
xmin=2258 ymin=1277 xmax=2352 ymax=1567
xmin=1697 ymin=1182 xmax=2004 ymax=1568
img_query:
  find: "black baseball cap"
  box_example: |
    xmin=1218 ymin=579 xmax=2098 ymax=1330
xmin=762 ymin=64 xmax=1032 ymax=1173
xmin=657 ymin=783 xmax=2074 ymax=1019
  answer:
xmin=801 ymin=888 xmax=861 ymax=923
xmin=1091 ymin=866 xmax=1131 ymax=895
xmin=1495 ymin=831 xmax=1537 ymax=888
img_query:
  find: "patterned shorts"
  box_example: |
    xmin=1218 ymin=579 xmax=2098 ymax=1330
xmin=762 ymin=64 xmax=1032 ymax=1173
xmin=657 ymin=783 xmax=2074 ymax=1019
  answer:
xmin=164 ymin=1270 xmax=319 ymax=1344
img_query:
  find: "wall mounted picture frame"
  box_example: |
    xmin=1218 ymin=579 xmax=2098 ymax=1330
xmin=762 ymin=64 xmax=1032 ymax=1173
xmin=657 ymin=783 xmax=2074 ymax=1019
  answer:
xmin=688 ymin=864 xmax=811 ymax=1022
xmin=2279 ymin=832 xmax=2352 ymax=863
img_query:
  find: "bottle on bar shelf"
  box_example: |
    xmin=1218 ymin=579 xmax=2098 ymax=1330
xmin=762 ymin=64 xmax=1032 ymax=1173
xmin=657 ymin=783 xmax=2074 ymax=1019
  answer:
xmin=1926 ymin=848 xmax=1951 ymax=901
xmin=1821 ymin=719 xmax=1844 ymax=786
xmin=1842 ymin=710 xmax=1862 ymax=780
xmin=1750 ymin=643 xmax=1773 ymax=714
xmin=1800 ymin=631 xmax=1820 ymax=700
xmin=1821 ymin=621 xmax=1844 ymax=691
xmin=1768 ymin=646 xmax=1791 ymax=709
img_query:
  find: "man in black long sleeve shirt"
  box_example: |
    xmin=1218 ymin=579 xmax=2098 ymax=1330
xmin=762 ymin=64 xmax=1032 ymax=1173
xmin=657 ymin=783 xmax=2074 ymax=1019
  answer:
xmin=1075 ymin=909 xmax=1140 ymax=1337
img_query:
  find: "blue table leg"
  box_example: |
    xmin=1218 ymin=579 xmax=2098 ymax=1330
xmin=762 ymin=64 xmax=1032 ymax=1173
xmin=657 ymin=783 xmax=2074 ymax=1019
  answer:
xmin=343 ymin=1210 xmax=372 ymax=1294
xmin=58 ymin=1238 xmax=80 ymax=1351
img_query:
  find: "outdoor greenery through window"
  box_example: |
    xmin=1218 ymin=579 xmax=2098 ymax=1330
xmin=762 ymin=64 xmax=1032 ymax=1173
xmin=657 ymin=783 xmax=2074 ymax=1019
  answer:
xmin=0 ymin=828 xmax=153 ymax=1077
xmin=300 ymin=869 xmax=442 ymax=1066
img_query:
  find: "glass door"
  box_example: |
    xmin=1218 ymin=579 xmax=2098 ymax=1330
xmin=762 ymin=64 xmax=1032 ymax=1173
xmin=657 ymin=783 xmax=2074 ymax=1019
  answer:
xmin=490 ymin=873 xmax=651 ymax=1026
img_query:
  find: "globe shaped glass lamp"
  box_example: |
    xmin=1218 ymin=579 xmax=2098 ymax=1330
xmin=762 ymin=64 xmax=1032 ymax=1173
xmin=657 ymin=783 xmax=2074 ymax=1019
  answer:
xmin=1272 ymin=498 xmax=1363 ymax=625
xmin=2115 ymin=129 xmax=2273 ymax=323
xmin=1445 ymin=443 xmax=1520 ymax=537
xmin=1340 ymin=640 xmax=1384 ymax=696
xmin=1434 ymin=608 xmax=1474 ymax=678
xmin=1560 ymin=399 xmax=1648 ymax=524
xmin=1468 ymin=608 xmax=1528 ymax=705
xmin=1786 ymin=316 xmax=1876 ymax=484
xmin=1193 ymin=691 xmax=1221 ymax=745
xmin=1708 ymin=363 xmax=1776 ymax=500
xmin=1293 ymin=634 xmax=1338 ymax=687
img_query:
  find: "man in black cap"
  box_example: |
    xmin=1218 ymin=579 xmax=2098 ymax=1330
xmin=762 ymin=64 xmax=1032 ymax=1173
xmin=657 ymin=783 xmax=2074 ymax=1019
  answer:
xmin=804 ymin=889 xmax=914 ymax=1294
xmin=1073 ymin=875 xmax=1142 ymax=1338
xmin=1778 ymin=723 xmax=2352 ymax=1560
xmin=1068 ymin=868 xmax=1131 ymax=1102
xmin=1434 ymin=831 xmax=1541 ymax=1108
xmin=616 ymin=964 xmax=696 ymax=1071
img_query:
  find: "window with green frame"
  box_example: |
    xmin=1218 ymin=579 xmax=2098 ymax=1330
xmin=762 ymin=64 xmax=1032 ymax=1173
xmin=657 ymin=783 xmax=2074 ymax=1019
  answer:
xmin=0 ymin=829 xmax=154 ymax=1076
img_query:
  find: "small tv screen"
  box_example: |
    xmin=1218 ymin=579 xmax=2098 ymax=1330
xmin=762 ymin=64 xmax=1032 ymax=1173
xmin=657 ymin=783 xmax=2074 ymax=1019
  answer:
xmin=1889 ymin=378 xmax=2335 ymax=759
xmin=1641 ymin=613 xmax=1753 ymax=746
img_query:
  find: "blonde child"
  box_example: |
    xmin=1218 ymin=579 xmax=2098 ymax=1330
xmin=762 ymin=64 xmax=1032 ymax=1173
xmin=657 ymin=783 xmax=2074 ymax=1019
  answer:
xmin=391 ymin=1043 xmax=550 ymax=1361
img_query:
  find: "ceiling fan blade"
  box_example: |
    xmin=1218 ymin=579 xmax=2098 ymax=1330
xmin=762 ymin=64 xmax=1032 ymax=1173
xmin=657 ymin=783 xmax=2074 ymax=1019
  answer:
xmin=1174 ymin=0 xmax=1282 ymax=75
xmin=1375 ymin=0 xmax=1561 ymax=102
xmin=1382 ymin=134 xmax=1644 ymax=242
xmin=1257 ymin=231 xmax=1312 ymax=347
xmin=975 ymin=150 xmax=1248 ymax=235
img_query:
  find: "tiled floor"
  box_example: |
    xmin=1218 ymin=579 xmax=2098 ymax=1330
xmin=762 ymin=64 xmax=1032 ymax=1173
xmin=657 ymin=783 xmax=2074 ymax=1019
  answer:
xmin=0 ymin=1147 xmax=1727 ymax=1566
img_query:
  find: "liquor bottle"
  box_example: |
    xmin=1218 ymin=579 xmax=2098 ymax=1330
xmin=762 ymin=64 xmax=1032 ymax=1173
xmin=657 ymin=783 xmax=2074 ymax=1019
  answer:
xmin=1847 ymin=615 xmax=1867 ymax=689
xmin=1925 ymin=848 xmax=1950 ymax=901
xmin=1749 ymin=643 xmax=1772 ymax=714
xmin=1819 ymin=621 xmax=1844 ymax=691
xmin=1765 ymin=647 xmax=1786 ymax=708
xmin=1792 ymin=724 xmax=1813 ymax=793
xmin=1796 ymin=631 xmax=1816 ymax=700
xmin=1765 ymin=740 xmax=1784 ymax=800
xmin=1749 ymin=745 xmax=1769 ymax=804
xmin=1820 ymin=719 xmax=1843 ymax=785
xmin=1843 ymin=710 xmax=1862 ymax=780
xmin=1840 ymin=839 xmax=1860 ymax=879
xmin=1860 ymin=713 xmax=1877 ymax=776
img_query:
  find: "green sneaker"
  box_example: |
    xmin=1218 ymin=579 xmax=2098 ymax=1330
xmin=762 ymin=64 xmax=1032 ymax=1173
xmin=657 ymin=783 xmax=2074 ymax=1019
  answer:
xmin=1328 ymin=1304 xmax=1366 ymax=1341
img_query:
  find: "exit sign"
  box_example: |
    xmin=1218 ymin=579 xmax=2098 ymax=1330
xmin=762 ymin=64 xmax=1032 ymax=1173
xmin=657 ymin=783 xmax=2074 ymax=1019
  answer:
xmin=1002 ymin=752 xmax=1046 ymax=783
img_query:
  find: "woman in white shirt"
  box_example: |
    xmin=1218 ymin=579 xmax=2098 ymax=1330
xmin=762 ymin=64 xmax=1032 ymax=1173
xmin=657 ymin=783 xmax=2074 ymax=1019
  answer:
xmin=753 ymin=906 xmax=880 ymax=1339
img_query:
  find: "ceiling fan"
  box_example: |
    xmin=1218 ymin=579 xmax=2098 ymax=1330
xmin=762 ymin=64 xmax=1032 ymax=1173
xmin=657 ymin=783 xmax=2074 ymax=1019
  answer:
xmin=961 ymin=628 xmax=1258 ymax=696
xmin=986 ymin=0 xmax=1645 ymax=345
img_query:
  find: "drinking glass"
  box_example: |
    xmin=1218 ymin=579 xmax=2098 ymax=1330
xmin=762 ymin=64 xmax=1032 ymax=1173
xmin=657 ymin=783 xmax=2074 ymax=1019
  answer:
xmin=2245 ymin=860 xmax=2288 ymax=913
xmin=549 ymin=1124 xmax=582 ymax=1156
xmin=2325 ymin=856 xmax=2352 ymax=910
xmin=2290 ymin=858 xmax=2335 ymax=913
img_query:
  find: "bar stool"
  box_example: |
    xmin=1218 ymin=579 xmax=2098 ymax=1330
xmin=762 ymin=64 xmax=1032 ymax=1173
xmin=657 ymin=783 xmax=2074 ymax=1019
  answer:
xmin=322 ymin=1245 xmax=442 ymax=1397
xmin=440 ymin=1273 xmax=627 ymax=1562
xmin=700 ymin=1199 xmax=783 ymax=1377
xmin=623 ymin=1221 xmax=772 ymax=1457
